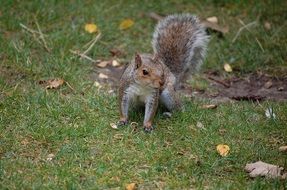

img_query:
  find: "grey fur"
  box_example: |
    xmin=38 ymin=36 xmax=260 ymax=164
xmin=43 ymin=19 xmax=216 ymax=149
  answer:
xmin=152 ymin=14 xmax=209 ymax=83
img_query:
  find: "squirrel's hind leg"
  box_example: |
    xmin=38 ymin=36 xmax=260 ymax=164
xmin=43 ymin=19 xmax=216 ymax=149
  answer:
xmin=160 ymin=85 xmax=181 ymax=112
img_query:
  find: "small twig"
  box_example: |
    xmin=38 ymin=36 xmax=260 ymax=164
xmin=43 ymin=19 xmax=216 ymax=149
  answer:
xmin=147 ymin=12 xmax=164 ymax=21
xmin=65 ymin=81 xmax=76 ymax=92
xmin=255 ymin=37 xmax=265 ymax=52
xmin=232 ymin=21 xmax=257 ymax=43
xmin=81 ymin=32 xmax=101 ymax=57
xmin=35 ymin=19 xmax=51 ymax=52
xmin=70 ymin=50 xmax=97 ymax=63
xmin=207 ymin=76 xmax=230 ymax=88
xmin=19 ymin=23 xmax=44 ymax=35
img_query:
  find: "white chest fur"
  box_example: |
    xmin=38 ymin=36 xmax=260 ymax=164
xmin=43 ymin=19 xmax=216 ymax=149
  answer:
xmin=126 ymin=84 xmax=154 ymax=103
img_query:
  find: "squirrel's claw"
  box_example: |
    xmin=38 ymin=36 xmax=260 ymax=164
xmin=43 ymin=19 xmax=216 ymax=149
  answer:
xmin=143 ymin=122 xmax=155 ymax=133
xmin=117 ymin=119 xmax=128 ymax=127
xmin=143 ymin=126 xmax=154 ymax=133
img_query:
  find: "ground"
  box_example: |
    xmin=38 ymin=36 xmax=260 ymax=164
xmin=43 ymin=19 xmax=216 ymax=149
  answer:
xmin=0 ymin=1 xmax=287 ymax=189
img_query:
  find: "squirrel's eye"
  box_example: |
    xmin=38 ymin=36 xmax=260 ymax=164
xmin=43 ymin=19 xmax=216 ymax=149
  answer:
xmin=142 ymin=69 xmax=149 ymax=76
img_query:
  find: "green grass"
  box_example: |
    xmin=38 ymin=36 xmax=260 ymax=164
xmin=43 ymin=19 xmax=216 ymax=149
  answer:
xmin=1 ymin=0 xmax=287 ymax=189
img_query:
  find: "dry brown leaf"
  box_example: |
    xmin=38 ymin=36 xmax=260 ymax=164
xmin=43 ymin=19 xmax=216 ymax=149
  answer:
xmin=125 ymin=183 xmax=137 ymax=190
xmin=99 ymin=73 xmax=108 ymax=79
xmin=279 ymin=146 xmax=287 ymax=152
xmin=245 ymin=161 xmax=284 ymax=178
xmin=84 ymin=23 xmax=98 ymax=33
xmin=216 ymin=144 xmax=230 ymax=157
xmin=108 ymin=89 xmax=114 ymax=94
xmin=206 ymin=16 xmax=218 ymax=24
xmin=46 ymin=153 xmax=55 ymax=161
xmin=45 ymin=79 xmax=65 ymax=89
xmin=97 ymin=61 xmax=109 ymax=68
xmin=224 ymin=63 xmax=233 ymax=72
xmin=201 ymin=104 xmax=217 ymax=109
xmin=264 ymin=81 xmax=273 ymax=89
xmin=119 ymin=19 xmax=134 ymax=30
xmin=202 ymin=20 xmax=229 ymax=34
xmin=110 ymin=123 xmax=118 ymax=129
xmin=112 ymin=60 xmax=121 ymax=67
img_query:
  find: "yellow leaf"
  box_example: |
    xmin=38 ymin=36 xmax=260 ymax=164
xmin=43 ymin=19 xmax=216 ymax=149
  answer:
xmin=85 ymin=23 xmax=98 ymax=33
xmin=119 ymin=19 xmax=134 ymax=30
xmin=216 ymin=144 xmax=230 ymax=157
xmin=125 ymin=183 xmax=137 ymax=190
xmin=224 ymin=63 xmax=233 ymax=72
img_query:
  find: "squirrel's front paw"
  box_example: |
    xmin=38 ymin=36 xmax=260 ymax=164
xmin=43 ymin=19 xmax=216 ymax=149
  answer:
xmin=143 ymin=122 xmax=155 ymax=133
xmin=117 ymin=118 xmax=128 ymax=127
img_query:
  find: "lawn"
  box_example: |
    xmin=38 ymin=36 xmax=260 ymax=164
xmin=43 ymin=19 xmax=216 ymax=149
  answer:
xmin=0 ymin=0 xmax=287 ymax=189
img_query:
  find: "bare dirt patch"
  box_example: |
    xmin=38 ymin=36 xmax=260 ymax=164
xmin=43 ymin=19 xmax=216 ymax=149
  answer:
xmin=200 ymin=72 xmax=287 ymax=101
xmin=90 ymin=65 xmax=287 ymax=101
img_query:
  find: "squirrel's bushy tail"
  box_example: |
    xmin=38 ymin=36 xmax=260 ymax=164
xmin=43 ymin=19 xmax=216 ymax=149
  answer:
xmin=152 ymin=14 xmax=209 ymax=82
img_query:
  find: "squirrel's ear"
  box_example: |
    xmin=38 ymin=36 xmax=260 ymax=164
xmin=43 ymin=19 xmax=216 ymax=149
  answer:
xmin=135 ymin=53 xmax=142 ymax=69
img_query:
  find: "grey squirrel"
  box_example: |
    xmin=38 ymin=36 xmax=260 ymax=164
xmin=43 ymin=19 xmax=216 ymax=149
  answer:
xmin=118 ymin=14 xmax=209 ymax=132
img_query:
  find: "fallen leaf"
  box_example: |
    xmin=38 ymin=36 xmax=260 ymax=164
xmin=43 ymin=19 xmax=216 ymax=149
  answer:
xmin=277 ymin=86 xmax=284 ymax=91
xmin=110 ymin=123 xmax=118 ymax=129
xmin=245 ymin=161 xmax=284 ymax=178
xmin=99 ymin=73 xmax=109 ymax=79
xmin=84 ymin=23 xmax=98 ymax=33
xmin=264 ymin=21 xmax=271 ymax=30
xmin=201 ymin=104 xmax=217 ymax=109
xmin=264 ymin=81 xmax=273 ymax=89
xmin=119 ymin=19 xmax=134 ymax=30
xmin=206 ymin=16 xmax=218 ymax=24
xmin=108 ymin=89 xmax=114 ymax=94
xmin=224 ymin=63 xmax=233 ymax=72
xmin=279 ymin=146 xmax=287 ymax=152
xmin=265 ymin=107 xmax=276 ymax=119
xmin=125 ymin=183 xmax=137 ymax=190
xmin=97 ymin=61 xmax=109 ymax=68
xmin=202 ymin=20 xmax=229 ymax=35
xmin=46 ymin=153 xmax=55 ymax=161
xmin=216 ymin=144 xmax=230 ymax=157
xmin=112 ymin=60 xmax=121 ymax=67
xmin=44 ymin=78 xmax=65 ymax=89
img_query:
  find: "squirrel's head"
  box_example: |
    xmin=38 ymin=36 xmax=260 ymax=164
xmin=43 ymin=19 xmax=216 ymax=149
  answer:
xmin=133 ymin=53 xmax=164 ymax=89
